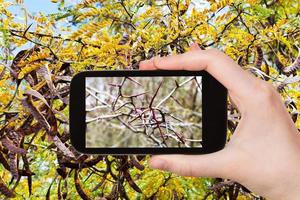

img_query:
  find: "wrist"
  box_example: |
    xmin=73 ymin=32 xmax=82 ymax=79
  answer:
xmin=268 ymin=175 xmax=300 ymax=200
xmin=267 ymin=132 xmax=300 ymax=200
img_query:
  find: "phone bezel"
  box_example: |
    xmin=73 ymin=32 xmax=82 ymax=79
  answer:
xmin=70 ymin=70 xmax=227 ymax=154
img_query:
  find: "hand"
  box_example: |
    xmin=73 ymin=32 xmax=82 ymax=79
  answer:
xmin=139 ymin=43 xmax=300 ymax=200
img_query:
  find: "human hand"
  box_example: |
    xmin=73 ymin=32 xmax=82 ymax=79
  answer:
xmin=139 ymin=43 xmax=300 ymax=200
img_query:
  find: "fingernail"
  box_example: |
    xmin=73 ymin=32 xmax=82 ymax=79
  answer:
xmin=153 ymin=55 xmax=161 ymax=61
xmin=152 ymin=56 xmax=162 ymax=67
xmin=149 ymin=157 xmax=165 ymax=169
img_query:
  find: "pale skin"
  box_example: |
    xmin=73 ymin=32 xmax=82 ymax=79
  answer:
xmin=139 ymin=43 xmax=300 ymax=200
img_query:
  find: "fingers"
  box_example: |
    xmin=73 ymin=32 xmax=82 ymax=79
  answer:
xmin=139 ymin=57 xmax=157 ymax=70
xmin=138 ymin=42 xmax=201 ymax=71
xmin=149 ymin=151 xmax=231 ymax=178
xmin=139 ymin=47 xmax=261 ymax=101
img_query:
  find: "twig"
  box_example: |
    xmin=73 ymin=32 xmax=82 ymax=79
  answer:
xmin=156 ymin=77 xmax=194 ymax=108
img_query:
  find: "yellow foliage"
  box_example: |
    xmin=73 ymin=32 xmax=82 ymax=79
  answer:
xmin=210 ymin=0 xmax=233 ymax=12
xmin=1 ymin=0 xmax=300 ymax=199
xmin=18 ymin=61 xmax=47 ymax=79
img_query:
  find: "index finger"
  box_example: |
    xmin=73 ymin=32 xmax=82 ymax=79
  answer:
xmin=139 ymin=48 xmax=261 ymax=100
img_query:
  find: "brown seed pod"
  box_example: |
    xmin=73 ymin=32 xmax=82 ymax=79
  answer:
xmin=8 ymin=152 xmax=19 ymax=180
xmin=57 ymin=166 xmax=68 ymax=179
xmin=263 ymin=64 xmax=270 ymax=81
xmin=254 ymin=46 xmax=263 ymax=69
xmin=62 ymin=179 xmax=68 ymax=199
xmin=57 ymin=178 xmax=62 ymax=200
xmin=74 ymin=169 xmax=92 ymax=200
xmin=0 ymin=177 xmax=16 ymax=198
xmin=105 ymin=183 xmax=118 ymax=200
xmin=58 ymin=155 xmax=103 ymax=169
xmin=237 ymin=55 xmax=244 ymax=66
xmin=283 ymin=48 xmax=300 ymax=75
xmin=0 ymin=151 xmax=10 ymax=170
xmin=46 ymin=177 xmax=55 ymax=200
xmin=136 ymin=155 xmax=146 ymax=161
xmin=118 ymin=34 xmax=130 ymax=45
xmin=129 ymin=155 xmax=145 ymax=171
xmin=21 ymin=95 xmax=51 ymax=133
xmin=277 ymin=75 xmax=300 ymax=93
xmin=1 ymin=136 xmax=27 ymax=155
xmin=21 ymin=146 xmax=32 ymax=196
xmin=173 ymin=189 xmax=179 ymax=200
xmin=275 ymin=55 xmax=284 ymax=72
xmin=284 ymin=99 xmax=299 ymax=123
xmin=123 ymin=169 xmax=142 ymax=193
xmin=277 ymin=82 xmax=286 ymax=93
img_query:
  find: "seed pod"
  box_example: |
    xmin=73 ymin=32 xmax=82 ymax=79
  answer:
xmin=284 ymin=99 xmax=298 ymax=123
xmin=46 ymin=178 xmax=55 ymax=200
xmin=62 ymin=179 xmax=68 ymax=199
xmin=57 ymin=166 xmax=68 ymax=179
xmin=131 ymin=59 xmax=140 ymax=69
xmin=283 ymin=48 xmax=300 ymax=75
xmin=237 ymin=56 xmax=244 ymax=66
xmin=129 ymin=155 xmax=144 ymax=171
xmin=10 ymin=49 xmax=28 ymax=80
xmin=21 ymin=152 xmax=32 ymax=196
xmin=1 ymin=136 xmax=27 ymax=154
xmin=275 ymin=55 xmax=284 ymax=72
xmin=147 ymin=48 xmax=156 ymax=59
xmin=173 ymin=189 xmax=179 ymax=200
xmin=262 ymin=65 xmax=270 ymax=81
xmin=123 ymin=170 xmax=142 ymax=193
xmin=21 ymin=96 xmax=51 ymax=133
xmin=118 ymin=34 xmax=130 ymax=45
xmin=8 ymin=152 xmax=19 ymax=180
xmin=228 ymin=120 xmax=237 ymax=133
xmin=74 ymin=169 xmax=92 ymax=200
xmin=106 ymin=183 xmax=118 ymax=200
xmin=57 ymin=178 xmax=62 ymax=200
xmin=277 ymin=75 xmax=300 ymax=92
xmin=0 ymin=151 xmax=10 ymax=170
xmin=0 ymin=177 xmax=15 ymax=198
xmin=136 ymin=155 xmax=146 ymax=161
xmin=254 ymin=46 xmax=263 ymax=69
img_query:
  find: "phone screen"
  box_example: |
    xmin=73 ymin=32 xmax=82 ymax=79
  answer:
xmin=85 ymin=76 xmax=202 ymax=148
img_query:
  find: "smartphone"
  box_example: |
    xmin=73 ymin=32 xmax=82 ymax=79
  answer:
xmin=70 ymin=70 xmax=227 ymax=154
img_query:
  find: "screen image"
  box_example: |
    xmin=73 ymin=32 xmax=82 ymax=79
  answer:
xmin=85 ymin=76 xmax=202 ymax=148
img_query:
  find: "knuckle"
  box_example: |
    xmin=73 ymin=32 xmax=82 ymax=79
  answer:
xmin=206 ymin=48 xmax=224 ymax=56
xmin=203 ymin=48 xmax=227 ymax=67
xmin=152 ymin=56 xmax=160 ymax=68
xmin=254 ymin=81 xmax=278 ymax=103
xmin=204 ymin=48 xmax=230 ymax=63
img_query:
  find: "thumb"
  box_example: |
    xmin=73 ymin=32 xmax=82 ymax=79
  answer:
xmin=189 ymin=42 xmax=202 ymax=51
xmin=149 ymin=150 xmax=231 ymax=178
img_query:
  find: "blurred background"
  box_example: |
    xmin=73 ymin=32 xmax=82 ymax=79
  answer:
xmin=85 ymin=76 xmax=202 ymax=148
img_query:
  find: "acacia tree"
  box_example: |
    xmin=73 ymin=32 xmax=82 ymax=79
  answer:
xmin=0 ymin=0 xmax=299 ymax=199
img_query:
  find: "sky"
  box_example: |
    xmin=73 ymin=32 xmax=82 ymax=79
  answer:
xmin=9 ymin=0 xmax=210 ymax=15
xmin=23 ymin=0 xmax=83 ymax=14
xmin=9 ymin=0 xmax=57 ymax=16
xmin=7 ymin=0 xmax=78 ymax=53
xmin=8 ymin=0 xmax=81 ymax=16
xmin=23 ymin=0 xmax=58 ymax=14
